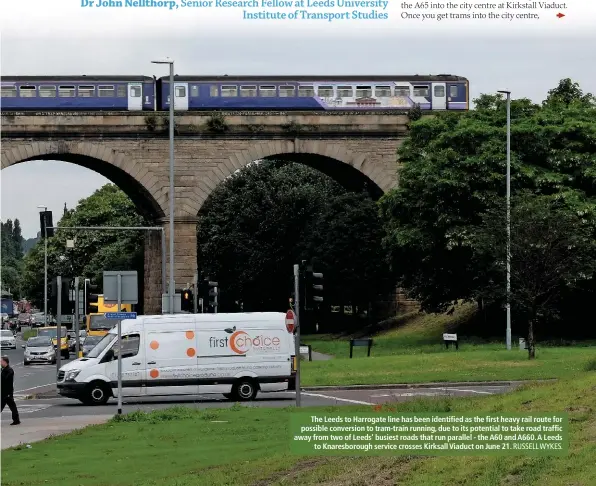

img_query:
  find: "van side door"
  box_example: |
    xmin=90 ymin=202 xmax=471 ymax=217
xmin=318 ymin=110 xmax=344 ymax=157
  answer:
xmin=103 ymin=333 xmax=144 ymax=397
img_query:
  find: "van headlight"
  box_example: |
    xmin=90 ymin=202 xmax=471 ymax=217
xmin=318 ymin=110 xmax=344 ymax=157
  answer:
xmin=64 ymin=370 xmax=81 ymax=381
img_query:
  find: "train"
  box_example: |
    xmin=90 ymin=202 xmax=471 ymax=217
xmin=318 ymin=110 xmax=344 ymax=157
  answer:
xmin=0 ymin=75 xmax=469 ymax=112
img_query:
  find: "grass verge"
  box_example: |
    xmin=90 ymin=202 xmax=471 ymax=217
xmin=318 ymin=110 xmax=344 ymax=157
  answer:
xmin=22 ymin=328 xmax=37 ymax=340
xmin=2 ymin=374 xmax=594 ymax=486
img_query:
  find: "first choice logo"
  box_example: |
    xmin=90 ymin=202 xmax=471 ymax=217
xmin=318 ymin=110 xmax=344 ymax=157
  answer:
xmin=209 ymin=331 xmax=281 ymax=354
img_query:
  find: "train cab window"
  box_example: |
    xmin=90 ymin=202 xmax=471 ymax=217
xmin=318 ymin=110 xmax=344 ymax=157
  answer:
xmin=59 ymin=86 xmax=76 ymax=97
xmin=130 ymin=86 xmax=141 ymax=97
xmin=191 ymin=85 xmax=199 ymax=97
xmin=210 ymin=85 xmax=218 ymax=97
xmin=434 ymin=85 xmax=445 ymax=97
xmin=298 ymin=86 xmax=315 ymax=97
xmin=117 ymin=85 xmax=127 ymax=97
xmin=259 ymin=86 xmax=276 ymax=97
xmin=317 ymin=86 xmax=333 ymax=97
xmin=19 ymin=86 xmax=37 ymax=98
xmin=221 ymin=85 xmax=238 ymax=97
xmin=450 ymin=85 xmax=458 ymax=97
xmin=395 ymin=86 xmax=409 ymax=96
xmin=175 ymin=86 xmax=186 ymax=97
xmin=98 ymin=85 xmax=115 ymax=97
xmin=240 ymin=85 xmax=257 ymax=97
xmin=78 ymin=85 xmax=95 ymax=97
xmin=337 ymin=86 xmax=353 ymax=97
xmin=1 ymin=86 xmax=17 ymax=97
xmin=356 ymin=86 xmax=372 ymax=98
xmin=375 ymin=86 xmax=391 ymax=97
xmin=413 ymin=86 xmax=429 ymax=97
xmin=39 ymin=85 xmax=56 ymax=98
xmin=279 ymin=85 xmax=295 ymax=97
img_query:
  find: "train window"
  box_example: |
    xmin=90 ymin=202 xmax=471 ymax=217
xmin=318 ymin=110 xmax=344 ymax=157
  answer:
xmin=221 ymin=85 xmax=237 ymax=97
xmin=375 ymin=86 xmax=391 ymax=97
xmin=450 ymin=85 xmax=458 ymax=97
xmin=78 ymin=85 xmax=95 ymax=97
xmin=210 ymin=85 xmax=218 ymax=97
xmin=337 ymin=86 xmax=353 ymax=97
xmin=129 ymin=86 xmax=141 ymax=97
xmin=58 ymin=86 xmax=75 ymax=97
xmin=356 ymin=86 xmax=372 ymax=98
xmin=259 ymin=86 xmax=276 ymax=97
xmin=19 ymin=86 xmax=37 ymax=97
xmin=434 ymin=85 xmax=445 ymax=97
xmin=395 ymin=86 xmax=409 ymax=96
xmin=39 ymin=85 xmax=56 ymax=98
xmin=317 ymin=86 xmax=333 ymax=97
xmin=413 ymin=86 xmax=429 ymax=97
xmin=298 ymin=86 xmax=315 ymax=97
xmin=1 ymin=86 xmax=17 ymax=97
xmin=98 ymin=85 xmax=115 ymax=97
xmin=175 ymin=86 xmax=186 ymax=97
xmin=240 ymin=85 xmax=257 ymax=97
xmin=279 ymin=86 xmax=295 ymax=97
xmin=191 ymin=85 xmax=199 ymax=97
xmin=117 ymin=85 xmax=126 ymax=97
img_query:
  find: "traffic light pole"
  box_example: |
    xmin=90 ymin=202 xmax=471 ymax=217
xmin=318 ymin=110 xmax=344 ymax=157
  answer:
xmin=56 ymin=276 xmax=62 ymax=372
xmin=293 ymin=264 xmax=301 ymax=407
xmin=193 ymin=273 xmax=198 ymax=314
xmin=74 ymin=277 xmax=80 ymax=358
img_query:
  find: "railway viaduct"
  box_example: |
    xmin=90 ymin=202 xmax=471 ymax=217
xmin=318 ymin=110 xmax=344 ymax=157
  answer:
xmin=1 ymin=111 xmax=411 ymax=313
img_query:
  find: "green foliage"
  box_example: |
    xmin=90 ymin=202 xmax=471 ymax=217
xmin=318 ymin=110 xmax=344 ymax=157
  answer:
xmin=197 ymin=161 xmax=391 ymax=316
xmin=20 ymin=185 xmax=145 ymax=307
xmin=206 ymin=112 xmax=228 ymax=133
xmin=380 ymin=79 xmax=596 ymax=334
xmin=0 ymin=219 xmax=24 ymax=298
xmin=407 ymin=103 xmax=422 ymax=122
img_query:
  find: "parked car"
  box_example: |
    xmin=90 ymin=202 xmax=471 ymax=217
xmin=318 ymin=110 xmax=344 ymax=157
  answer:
xmin=0 ymin=329 xmax=16 ymax=349
xmin=23 ymin=336 xmax=56 ymax=365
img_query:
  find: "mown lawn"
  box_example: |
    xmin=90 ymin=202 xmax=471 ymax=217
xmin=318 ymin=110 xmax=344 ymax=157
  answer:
xmin=300 ymin=305 xmax=596 ymax=386
xmin=2 ymin=372 xmax=595 ymax=486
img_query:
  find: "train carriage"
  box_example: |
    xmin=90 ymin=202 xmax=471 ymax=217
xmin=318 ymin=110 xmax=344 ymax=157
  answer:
xmin=0 ymin=76 xmax=155 ymax=111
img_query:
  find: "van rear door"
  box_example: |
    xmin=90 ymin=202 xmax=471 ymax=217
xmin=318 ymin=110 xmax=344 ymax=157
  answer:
xmin=144 ymin=317 xmax=198 ymax=397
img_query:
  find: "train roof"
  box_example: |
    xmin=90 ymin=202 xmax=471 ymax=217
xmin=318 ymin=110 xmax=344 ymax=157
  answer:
xmin=158 ymin=75 xmax=468 ymax=82
xmin=1 ymin=75 xmax=153 ymax=82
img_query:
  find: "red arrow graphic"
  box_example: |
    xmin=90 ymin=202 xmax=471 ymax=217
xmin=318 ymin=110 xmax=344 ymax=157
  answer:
xmin=556 ymin=12 xmax=565 ymax=18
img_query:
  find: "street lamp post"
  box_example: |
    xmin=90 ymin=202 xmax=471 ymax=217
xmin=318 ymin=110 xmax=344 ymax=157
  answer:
xmin=152 ymin=58 xmax=175 ymax=314
xmin=37 ymin=205 xmax=48 ymax=325
xmin=498 ymin=90 xmax=512 ymax=350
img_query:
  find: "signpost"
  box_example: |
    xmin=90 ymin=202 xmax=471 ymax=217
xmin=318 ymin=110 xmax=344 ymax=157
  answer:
xmin=103 ymin=271 xmax=138 ymax=416
xmin=299 ymin=344 xmax=312 ymax=362
xmin=292 ymin=263 xmax=301 ymax=407
xmin=443 ymin=333 xmax=458 ymax=350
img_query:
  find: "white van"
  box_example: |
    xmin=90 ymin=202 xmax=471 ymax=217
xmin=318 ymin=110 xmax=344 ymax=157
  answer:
xmin=57 ymin=312 xmax=297 ymax=405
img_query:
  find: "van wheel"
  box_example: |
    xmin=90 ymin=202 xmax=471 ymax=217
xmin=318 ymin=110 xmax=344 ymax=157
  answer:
xmin=231 ymin=379 xmax=258 ymax=401
xmin=82 ymin=382 xmax=111 ymax=406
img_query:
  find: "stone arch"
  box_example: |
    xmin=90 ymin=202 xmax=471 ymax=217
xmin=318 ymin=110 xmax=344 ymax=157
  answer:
xmin=195 ymin=140 xmax=397 ymax=207
xmin=1 ymin=140 xmax=166 ymax=220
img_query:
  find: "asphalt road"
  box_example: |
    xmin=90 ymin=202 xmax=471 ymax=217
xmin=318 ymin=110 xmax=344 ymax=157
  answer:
xmin=2 ymin=383 xmax=522 ymax=421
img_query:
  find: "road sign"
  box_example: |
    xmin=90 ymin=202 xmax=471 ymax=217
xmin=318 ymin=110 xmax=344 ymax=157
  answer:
xmin=443 ymin=333 xmax=457 ymax=341
xmin=103 ymin=271 xmax=138 ymax=304
xmin=104 ymin=312 xmax=137 ymax=320
xmin=285 ymin=309 xmax=296 ymax=333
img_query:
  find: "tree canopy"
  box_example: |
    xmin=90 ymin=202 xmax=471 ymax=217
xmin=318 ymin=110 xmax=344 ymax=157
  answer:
xmin=197 ymin=160 xmax=392 ymax=321
xmin=0 ymin=219 xmax=24 ymax=298
xmin=21 ymin=184 xmax=145 ymax=308
xmin=379 ymin=78 xmax=596 ymax=337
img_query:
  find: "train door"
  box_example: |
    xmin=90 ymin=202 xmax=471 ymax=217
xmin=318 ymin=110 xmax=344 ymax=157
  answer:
xmin=127 ymin=83 xmax=143 ymax=111
xmin=431 ymin=83 xmax=447 ymax=110
xmin=174 ymin=83 xmax=189 ymax=111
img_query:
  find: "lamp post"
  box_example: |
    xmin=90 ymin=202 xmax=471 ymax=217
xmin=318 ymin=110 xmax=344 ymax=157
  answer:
xmin=152 ymin=57 xmax=175 ymax=314
xmin=37 ymin=205 xmax=48 ymax=325
xmin=497 ymin=90 xmax=511 ymax=350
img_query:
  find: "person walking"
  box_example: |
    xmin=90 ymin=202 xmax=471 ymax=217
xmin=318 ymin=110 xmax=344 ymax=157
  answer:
xmin=1 ymin=355 xmax=21 ymax=425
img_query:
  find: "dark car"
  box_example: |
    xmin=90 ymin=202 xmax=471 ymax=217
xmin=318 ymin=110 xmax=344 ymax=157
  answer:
xmin=82 ymin=335 xmax=103 ymax=356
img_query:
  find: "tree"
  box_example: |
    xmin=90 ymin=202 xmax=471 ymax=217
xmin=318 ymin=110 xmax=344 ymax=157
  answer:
xmin=379 ymin=79 xmax=596 ymax=335
xmin=474 ymin=194 xmax=596 ymax=358
xmin=544 ymin=78 xmax=596 ymax=108
xmin=0 ymin=218 xmax=25 ymax=297
xmin=197 ymin=160 xmax=391 ymax=324
xmin=20 ymin=185 xmax=145 ymax=308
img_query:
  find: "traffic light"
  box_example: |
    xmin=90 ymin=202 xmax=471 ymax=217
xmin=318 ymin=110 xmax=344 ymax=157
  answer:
xmin=85 ymin=281 xmax=99 ymax=315
xmin=39 ymin=210 xmax=54 ymax=238
xmin=304 ymin=265 xmax=323 ymax=309
xmin=181 ymin=288 xmax=193 ymax=312
xmin=208 ymin=280 xmax=218 ymax=313
xmin=50 ymin=277 xmax=72 ymax=314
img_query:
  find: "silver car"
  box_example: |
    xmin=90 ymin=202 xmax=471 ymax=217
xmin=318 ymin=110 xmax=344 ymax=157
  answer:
xmin=23 ymin=336 xmax=56 ymax=365
xmin=0 ymin=329 xmax=16 ymax=349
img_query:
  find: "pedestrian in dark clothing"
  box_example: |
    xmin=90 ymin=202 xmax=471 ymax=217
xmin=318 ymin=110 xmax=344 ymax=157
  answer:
xmin=1 ymin=355 xmax=21 ymax=425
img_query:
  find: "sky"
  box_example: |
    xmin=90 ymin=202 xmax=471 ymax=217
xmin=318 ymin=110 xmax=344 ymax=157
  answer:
xmin=1 ymin=0 xmax=595 ymax=238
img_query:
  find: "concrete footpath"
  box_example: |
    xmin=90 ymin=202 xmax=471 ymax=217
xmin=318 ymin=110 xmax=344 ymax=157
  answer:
xmin=1 ymin=415 xmax=112 ymax=450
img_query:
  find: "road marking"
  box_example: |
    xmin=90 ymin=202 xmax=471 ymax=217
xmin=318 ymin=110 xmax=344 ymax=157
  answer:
xmin=302 ymin=392 xmax=374 ymax=406
xmin=370 ymin=394 xmax=391 ymax=398
xmin=16 ymin=382 xmax=56 ymax=393
xmin=426 ymin=387 xmax=493 ymax=395
xmin=1 ymin=402 xmax=52 ymax=416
